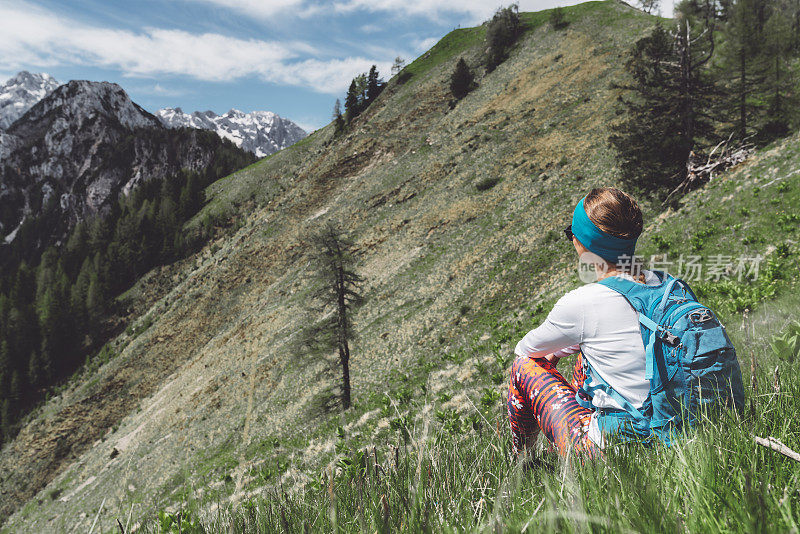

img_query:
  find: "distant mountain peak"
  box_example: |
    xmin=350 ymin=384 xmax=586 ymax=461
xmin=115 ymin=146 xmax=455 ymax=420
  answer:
xmin=0 ymin=77 xmax=253 ymax=245
xmin=0 ymin=71 xmax=60 ymax=129
xmin=156 ymin=107 xmax=306 ymax=158
xmin=12 ymin=79 xmax=160 ymax=133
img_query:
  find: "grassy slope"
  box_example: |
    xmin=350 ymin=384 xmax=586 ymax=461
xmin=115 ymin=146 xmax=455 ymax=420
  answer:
xmin=3 ymin=1 xmax=798 ymax=531
xmin=145 ymin=127 xmax=800 ymax=534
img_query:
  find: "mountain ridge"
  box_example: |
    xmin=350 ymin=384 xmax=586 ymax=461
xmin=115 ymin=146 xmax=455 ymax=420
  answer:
xmin=0 ymin=79 xmax=254 ymax=247
xmin=156 ymin=107 xmax=307 ymax=158
xmin=0 ymin=71 xmax=59 ymax=129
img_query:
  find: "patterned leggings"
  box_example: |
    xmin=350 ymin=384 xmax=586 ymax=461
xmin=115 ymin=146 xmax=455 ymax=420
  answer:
xmin=507 ymin=353 xmax=600 ymax=458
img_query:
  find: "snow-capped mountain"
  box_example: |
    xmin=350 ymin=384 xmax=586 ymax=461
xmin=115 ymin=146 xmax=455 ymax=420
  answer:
xmin=0 ymin=71 xmax=60 ymax=129
xmin=156 ymin=107 xmax=306 ymax=158
xmin=0 ymin=80 xmax=253 ymax=244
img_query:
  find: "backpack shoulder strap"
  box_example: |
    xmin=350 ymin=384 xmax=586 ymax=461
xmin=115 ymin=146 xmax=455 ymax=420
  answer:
xmin=596 ymin=272 xmax=669 ymax=382
xmin=596 ymin=271 xmax=670 ymax=313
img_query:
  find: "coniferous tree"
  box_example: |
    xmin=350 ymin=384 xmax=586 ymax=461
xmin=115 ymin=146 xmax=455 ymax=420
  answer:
xmin=303 ymin=222 xmax=363 ymax=410
xmin=0 ymin=340 xmax=9 ymax=392
xmin=717 ymin=0 xmax=768 ymax=140
xmin=353 ymin=73 xmax=368 ymax=113
xmin=610 ymin=21 xmax=718 ymax=196
xmin=28 ymin=349 xmax=51 ymax=391
xmin=762 ymin=5 xmax=796 ymax=138
xmin=485 ymin=4 xmax=522 ymax=72
xmin=63 ymin=221 xmax=89 ymax=279
xmin=70 ymin=257 xmax=93 ymax=328
xmin=86 ymin=272 xmax=104 ymax=339
xmin=344 ymin=80 xmax=359 ymax=124
xmin=366 ymin=65 xmax=384 ymax=103
xmin=9 ymin=370 xmax=21 ymax=411
xmin=333 ymin=99 xmax=344 ymax=135
xmin=450 ymin=58 xmax=476 ymax=100
xmin=0 ymin=398 xmax=11 ymax=443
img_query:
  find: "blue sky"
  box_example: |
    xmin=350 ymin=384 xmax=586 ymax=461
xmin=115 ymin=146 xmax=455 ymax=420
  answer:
xmin=0 ymin=0 xmax=677 ymax=132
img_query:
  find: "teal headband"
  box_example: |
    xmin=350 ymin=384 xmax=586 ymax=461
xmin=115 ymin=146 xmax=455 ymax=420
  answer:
xmin=571 ymin=197 xmax=637 ymax=263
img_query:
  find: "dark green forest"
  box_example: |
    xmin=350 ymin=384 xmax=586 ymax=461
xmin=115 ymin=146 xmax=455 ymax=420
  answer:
xmin=0 ymin=131 xmax=254 ymax=444
xmin=612 ymin=0 xmax=800 ymax=197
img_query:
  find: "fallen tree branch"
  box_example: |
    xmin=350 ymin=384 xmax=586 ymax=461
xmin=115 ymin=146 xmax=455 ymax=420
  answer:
xmin=663 ymin=135 xmax=753 ymax=205
xmin=754 ymin=435 xmax=800 ymax=462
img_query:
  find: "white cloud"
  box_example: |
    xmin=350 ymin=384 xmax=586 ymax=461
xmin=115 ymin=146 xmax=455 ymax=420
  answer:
xmin=333 ymin=0 xmax=592 ymax=23
xmin=292 ymin=116 xmax=325 ymax=132
xmin=360 ymin=23 xmax=382 ymax=33
xmin=333 ymin=0 xmax=503 ymax=21
xmin=133 ymin=83 xmax=188 ymax=97
xmin=0 ymin=1 xmax=379 ymax=95
xmin=187 ymin=0 xmax=304 ymax=18
xmin=187 ymin=0 xmax=324 ymax=19
xmin=415 ymin=37 xmax=439 ymax=52
xmin=189 ymin=0 xmax=600 ymax=24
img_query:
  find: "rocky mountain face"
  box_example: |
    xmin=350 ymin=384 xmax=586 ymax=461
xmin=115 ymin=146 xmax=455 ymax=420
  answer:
xmin=0 ymin=80 xmax=252 ymax=244
xmin=156 ymin=107 xmax=307 ymax=157
xmin=0 ymin=71 xmax=59 ymax=129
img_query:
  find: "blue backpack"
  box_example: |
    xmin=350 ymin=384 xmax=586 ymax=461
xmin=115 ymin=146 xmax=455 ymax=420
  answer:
xmin=575 ymin=271 xmax=745 ymax=445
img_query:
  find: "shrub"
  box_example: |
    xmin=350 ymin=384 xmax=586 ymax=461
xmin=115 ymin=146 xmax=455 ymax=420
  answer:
xmin=450 ymin=58 xmax=476 ymax=100
xmin=485 ymin=4 xmax=522 ymax=72
xmin=550 ymin=6 xmax=569 ymax=29
xmin=770 ymin=321 xmax=800 ymax=363
xmin=476 ymin=177 xmax=501 ymax=191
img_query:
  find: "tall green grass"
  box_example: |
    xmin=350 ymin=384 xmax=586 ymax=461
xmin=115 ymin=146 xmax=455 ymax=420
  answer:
xmin=139 ymin=345 xmax=800 ymax=533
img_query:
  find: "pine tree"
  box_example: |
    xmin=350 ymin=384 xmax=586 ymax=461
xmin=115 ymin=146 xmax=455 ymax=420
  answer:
xmin=718 ymin=0 xmax=769 ymax=140
xmin=303 ymin=222 xmax=364 ymax=410
xmin=86 ymin=272 xmax=104 ymax=339
xmin=344 ymin=79 xmax=359 ymax=124
xmin=70 ymin=257 xmax=93 ymax=328
xmin=1 ymin=398 xmax=11 ymax=443
xmin=353 ymin=73 xmax=368 ymax=112
xmin=178 ymin=173 xmax=203 ymax=221
xmin=762 ymin=5 xmax=795 ymax=138
xmin=450 ymin=58 xmax=476 ymax=100
xmin=333 ymin=99 xmax=344 ymax=135
xmin=28 ymin=349 xmax=51 ymax=390
xmin=0 ymin=340 xmax=10 ymax=390
xmin=366 ymin=65 xmax=384 ymax=103
xmin=63 ymin=221 xmax=89 ymax=279
xmin=610 ymin=21 xmax=718 ymax=196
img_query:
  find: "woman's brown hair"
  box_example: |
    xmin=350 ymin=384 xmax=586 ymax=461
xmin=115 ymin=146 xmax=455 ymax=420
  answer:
xmin=583 ymin=187 xmax=643 ymax=240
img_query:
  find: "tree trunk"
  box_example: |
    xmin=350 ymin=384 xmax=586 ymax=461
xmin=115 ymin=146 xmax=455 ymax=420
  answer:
xmin=334 ymin=242 xmax=351 ymax=410
xmin=739 ymin=46 xmax=747 ymax=139
xmin=774 ymin=55 xmax=781 ymax=115
xmin=679 ymin=21 xmax=695 ymax=163
xmin=339 ymin=342 xmax=351 ymax=409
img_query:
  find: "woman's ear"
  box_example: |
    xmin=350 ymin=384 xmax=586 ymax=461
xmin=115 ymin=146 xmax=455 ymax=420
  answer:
xmin=572 ymin=237 xmax=587 ymax=255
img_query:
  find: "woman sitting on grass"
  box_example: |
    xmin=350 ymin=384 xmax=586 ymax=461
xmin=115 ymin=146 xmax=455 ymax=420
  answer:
xmin=507 ymin=187 xmax=742 ymax=457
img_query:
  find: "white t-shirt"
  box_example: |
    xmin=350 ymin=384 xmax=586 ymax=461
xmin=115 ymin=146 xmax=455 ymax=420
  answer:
xmin=514 ymin=270 xmax=660 ymax=446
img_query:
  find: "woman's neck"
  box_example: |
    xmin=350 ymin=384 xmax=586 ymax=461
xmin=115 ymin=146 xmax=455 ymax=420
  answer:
xmin=597 ymin=265 xmax=645 ymax=283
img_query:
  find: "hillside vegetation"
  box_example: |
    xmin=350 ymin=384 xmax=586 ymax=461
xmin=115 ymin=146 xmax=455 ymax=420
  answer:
xmin=1 ymin=1 xmax=798 ymax=532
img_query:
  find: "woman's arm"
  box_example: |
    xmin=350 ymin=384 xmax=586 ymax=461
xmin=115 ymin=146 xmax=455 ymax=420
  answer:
xmin=514 ymin=291 xmax=583 ymax=359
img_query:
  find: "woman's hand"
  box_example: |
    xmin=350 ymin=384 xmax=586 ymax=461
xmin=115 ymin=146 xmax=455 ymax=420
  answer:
xmin=544 ymin=353 xmax=559 ymax=364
